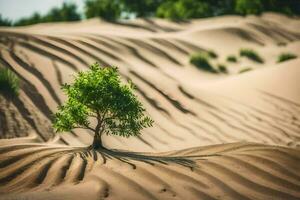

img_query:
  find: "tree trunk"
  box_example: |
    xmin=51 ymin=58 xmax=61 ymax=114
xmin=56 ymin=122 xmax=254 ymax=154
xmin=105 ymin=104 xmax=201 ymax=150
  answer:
xmin=91 ymin=132 xmax=104 ymax=149
xmin=92 ymin=116 xmax=105 ymax=149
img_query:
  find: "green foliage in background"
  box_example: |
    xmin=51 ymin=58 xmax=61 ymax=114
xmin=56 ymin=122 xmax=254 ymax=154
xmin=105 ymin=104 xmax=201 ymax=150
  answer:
xmin=85 ymin=0 xmax=121 ymax=21
xmin=1 ymin=0 xmax=299 ymax=26
xmin=156 ymin=0 xmax=211 ymax=20
xmin=14 ymin=3 xmax=81 ymax=26
xmin=53 ymin=63 xmax=153 ymax=149
xmin=235 ymin=0 xmax=263 ymax=15
xmin=240 ymin=48 xmax=264 ymax=63
xmin=0 ymin=68 xmax=19 ymax=99
xmin=0 ymin=14 xmax=12 ymax=26
xmin=277 ymin=53 xmax=297 ymax=63
xmin=14 ymin=13 xmax=42 ymax=26
xmin=121 ymin=0 xmax=163 ymax=17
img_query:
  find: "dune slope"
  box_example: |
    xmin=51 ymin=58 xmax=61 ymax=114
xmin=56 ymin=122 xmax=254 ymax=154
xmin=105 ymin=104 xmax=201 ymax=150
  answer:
xmin=1 ymin=143 xmax=300 ymax=200
xmin=0 ymin=13 xmax=300 ymax=150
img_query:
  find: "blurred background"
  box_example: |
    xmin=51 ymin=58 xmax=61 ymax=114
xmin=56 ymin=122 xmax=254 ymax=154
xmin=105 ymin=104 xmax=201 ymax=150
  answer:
xmin=0 ymin=0 xmax=299 ymax=26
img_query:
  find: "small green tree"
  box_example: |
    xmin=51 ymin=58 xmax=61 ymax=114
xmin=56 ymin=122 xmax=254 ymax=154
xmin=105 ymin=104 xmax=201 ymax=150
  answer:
xmin=53 ymin=63 xmax=153 ymax=149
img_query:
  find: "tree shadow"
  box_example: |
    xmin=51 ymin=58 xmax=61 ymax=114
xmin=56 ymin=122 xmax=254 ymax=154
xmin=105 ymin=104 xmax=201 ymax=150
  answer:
xmin=82 ymin=147 xmax=220 ymax=170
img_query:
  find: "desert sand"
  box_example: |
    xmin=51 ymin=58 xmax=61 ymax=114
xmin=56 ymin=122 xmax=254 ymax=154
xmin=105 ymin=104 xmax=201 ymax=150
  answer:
xmin=0 ymin=12 xmax=300 ymax=199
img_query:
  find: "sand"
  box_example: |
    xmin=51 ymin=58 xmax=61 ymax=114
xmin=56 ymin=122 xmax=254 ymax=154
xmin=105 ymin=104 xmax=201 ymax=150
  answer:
xmin=0 ymin=12 xmax=300 ymax=199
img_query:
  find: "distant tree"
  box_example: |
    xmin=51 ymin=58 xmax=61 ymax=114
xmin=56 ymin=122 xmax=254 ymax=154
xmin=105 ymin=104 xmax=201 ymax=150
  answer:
xmin=14 ymin=12 xmax=42 ymax=26
xmin=235 ymin=0 xmax=263 ymax=15
xmin=211 ymin=0 xmax=235 ymax=15
xmin=44 ymin=2 xmax=81 ymax=22
xmin=14 ymin=3 xmax=80 ymax=26
xmin=156 ymin=1 xmax=179 ymax=20
xmin=156 ymin=0 xmax=212 ymax=20
xmin=53 ymin=63 xmax=153 ymax=149
xmin=85 ymin=0 xmax=121 ymax=21
xmin=0 ymin=14 xmax=12 ymax=26
xmin=260 ymin=0 xmax=300 ymax=15
xmin=121 ymin=0 xmax=163 ymax=17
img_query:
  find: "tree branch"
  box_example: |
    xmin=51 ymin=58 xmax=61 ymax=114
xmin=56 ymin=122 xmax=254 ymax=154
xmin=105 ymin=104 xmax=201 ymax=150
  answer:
xmin=73 ymin=125 xmax=95 ymax=132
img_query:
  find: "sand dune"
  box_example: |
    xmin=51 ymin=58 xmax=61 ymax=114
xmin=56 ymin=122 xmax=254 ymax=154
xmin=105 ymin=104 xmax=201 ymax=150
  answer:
xmin=1 ymin=143 xmax=300 ymax=200
xmin=0 ymin=13 xmax=300 ymax=199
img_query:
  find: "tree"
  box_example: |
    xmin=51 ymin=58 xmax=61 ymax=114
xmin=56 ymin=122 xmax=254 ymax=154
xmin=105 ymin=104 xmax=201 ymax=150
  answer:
xmin=43 ymin=2 xmax=81 ymax=22
xmin=14 ymin=3 xmax=80 ymax=26
xmin=85 ymin=0 xmax=121 ymax=21
xmin=260 ymin=0 xmax=299 ymax=16
xmin=121 ymin=0 xmax=163 ymax=17
xmin=14 ymin=12 xmax=42 ymax=26
xmin=211 ymin=0 xmax=235 ymax=15
xmin=53 ymin=63 xmax=154 ymax=149
xmin=235 ymin=0 xmax=263 ymax=15
xmin=0 ymin=15 xmax=12 ymax=26
xmin=156 ymin=0 xmax=212 ymax=20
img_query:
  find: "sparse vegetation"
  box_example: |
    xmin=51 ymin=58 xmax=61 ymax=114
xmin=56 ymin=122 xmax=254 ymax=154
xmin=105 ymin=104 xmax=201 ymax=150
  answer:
xmin=227 ymin=55 xmax=238 ymax=63
xmin=0 ymin=68 xmax=20 ymax=98
xmin=277 ymin=53 xmax=297 ymax=63
xmin=277 ymin=42 xmax=287 ymax=47
xmin=208 ymin=50 xmax=218 ymax=59
xmin=239 ymin=68 xmax=252 ymax=73
xmin=53 ymin=63 xmax=154 ymax=149
xmin=190 ymin=52 xmax=217 ymax=73
xmin=240 ymin=48 xmax=264 ymax=63
xmin=218 ymin=64 xmax=228 ymax=73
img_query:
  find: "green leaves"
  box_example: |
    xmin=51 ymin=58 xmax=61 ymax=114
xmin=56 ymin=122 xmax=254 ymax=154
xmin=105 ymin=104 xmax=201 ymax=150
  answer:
xmin=53 ymin=63 xmax=154 ymax=139
xmin=235 ymin=0 xmax=263 ymax=15
xmin=53 ymin=99 xmax=90 ymax=132
xmin=85 ymin=0 xmax=121 ymax=21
